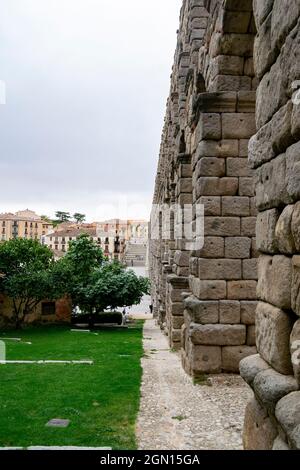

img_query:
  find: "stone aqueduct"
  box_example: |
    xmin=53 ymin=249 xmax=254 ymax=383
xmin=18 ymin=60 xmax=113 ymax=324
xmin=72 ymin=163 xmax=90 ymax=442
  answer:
xmin=149 ymin=0 xmax=300 ymax=450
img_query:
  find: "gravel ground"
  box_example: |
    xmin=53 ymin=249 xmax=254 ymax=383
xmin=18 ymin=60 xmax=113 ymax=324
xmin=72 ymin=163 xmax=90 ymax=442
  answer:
xmin=136 ymin=319 xmax=253 ymax=450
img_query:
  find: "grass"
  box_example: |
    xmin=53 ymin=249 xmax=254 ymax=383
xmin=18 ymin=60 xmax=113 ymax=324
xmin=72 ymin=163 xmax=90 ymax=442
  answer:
xmin=193 ymin=374 xmax=212 ymax=386
xmin=0 ymin=322 xmax=144 ymax=450
xmin=172 ymin=415 xmax=187 ymax=422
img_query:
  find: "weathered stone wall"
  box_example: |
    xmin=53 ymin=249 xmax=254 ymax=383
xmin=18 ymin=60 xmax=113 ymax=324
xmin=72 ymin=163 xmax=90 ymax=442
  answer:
xmin=150 ymin=0 xmax=258 ymax=373
xmin=150 ymin=0 xmax=300 ymax=450
xmin=0 ymin=293 xmax=72 ymax=328
xmin=240 ymin=0 xmax=300 ymax=451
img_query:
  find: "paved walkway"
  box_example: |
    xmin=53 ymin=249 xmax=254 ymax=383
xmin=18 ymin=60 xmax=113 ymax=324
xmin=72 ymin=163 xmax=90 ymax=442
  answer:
xmin=136 ymin=320 xmax=253 ymax=450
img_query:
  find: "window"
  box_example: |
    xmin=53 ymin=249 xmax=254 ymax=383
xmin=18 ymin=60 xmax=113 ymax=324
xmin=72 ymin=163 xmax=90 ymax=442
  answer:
xmin=42 ymin=302 xmax=56 ymax=316
xmin=50 ymin=245 xmax=52 ymax=249
xmin=2 ymin=221 xmax=5 ymax=227
xmin=62 ymin=245 xmax=65 ymax=252
xmin=69 ymin=237 xmax=72 ymax=241
xmin=55 ymin=245 xmax=58 ymax=250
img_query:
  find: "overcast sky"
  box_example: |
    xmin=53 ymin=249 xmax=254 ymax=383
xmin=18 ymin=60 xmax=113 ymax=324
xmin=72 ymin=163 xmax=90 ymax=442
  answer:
xmin=0 ymin=0 xmax=182 ymax=221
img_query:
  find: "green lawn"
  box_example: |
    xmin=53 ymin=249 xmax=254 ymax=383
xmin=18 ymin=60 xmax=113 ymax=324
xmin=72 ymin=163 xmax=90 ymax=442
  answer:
xmin=0 ymin=323 xmax=144 ymax=449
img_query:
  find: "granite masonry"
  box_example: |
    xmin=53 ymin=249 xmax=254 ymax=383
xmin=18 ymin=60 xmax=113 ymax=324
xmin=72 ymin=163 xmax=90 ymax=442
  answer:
xmin=149 ymin=0 xmax=300 ymax=450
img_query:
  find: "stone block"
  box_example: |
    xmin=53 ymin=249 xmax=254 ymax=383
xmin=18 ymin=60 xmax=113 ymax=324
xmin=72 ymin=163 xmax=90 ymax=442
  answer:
xmin=197 ymin=113 xmax=222 ymax=141
xmin=197 ymin=139 xmax=239 ymax=158
xmin=255 ymin=154 xmax=289 ymax=211
xmin=286 ymin=142 xmax=300 ymax=203
xmin=194 ymin=280 xmax=227 ymax=300
xmin=254 ymin=12 xmax=276 ymax=80
xmin=241 ymin=217 xmax=256 ymax=236
xmin=199 ymin=237 xmax=225 ymax=258
xmin=222 ymin=346 xmax=257 ymax=373
xmin=241 ymin=301 xmax=257 ymax=325
xmin=210 ymin=75 xmax=251 ymax=92
xmin=184 ymin=297 xmax=219 ymax=324
xmin=256 ymin=208 xmax=279 ymax=254
xmin=243 ymin=397 xmax=278 ymax=450
xmin=221 ymin=10 xmax=252 ymax=34
xmin=171 ymin=329 xmax=182 ymax=345
xmin=290 ymin=319 xmax=300 ymax=386
xmin=247 ymin=325 xmax=256 ymax=346
xmin=291 ymin=202 xmax=300 ymax=251
xmin=212 ymin=32 xmax=254 ymax=58
xmin=256 ymin=301 xmax=294 ymax=375
xmin=174 ymin=250 xmax=190 ymax=267
xmin=250 ymin=198 xmax=258 ymax=216
xmin=205 ymin=217 xmax=240 ymax=236
xmin=170 ymin=287 xmax=186 ymax=302
xmin=170 ymin=303 xmax=185 ymax=316
xmin=292 ymin=256 xmax=300 ymax=316
xmin=243 ymin=259 xmax=258 ymax=280
xmin=211 ymin=55 xmax=244 ymax=76
xmin=177 ymin=178 xmax=192 ymax=194
xmin=226 ymin=158 xmax=253 ymax=177
xmin=239 ymin=139 xmax=249 ymax=157
xmin=199 ymin=196 xmax=221 ymax=216
xmin=225 ymin=237 xmax=251 ymax=259
xmin=275 ymin=205 xmax=296 ymax=254
xmin=195 ymin=157 xmax=225 ymax=177
xmin=222 ymin=196 xmax=250 ymax=216
xmin=228 ymin=281 xmax=257 ymax=300
xmin=240 ymin=354 xmax=271 ymax=386
xmin=254 ymin=369 xmax=298 ymax=414
xmin=244 ymin=57 xmax=255 ymax=77
xmin=253 ymin=0 xmax=274 ymax=26
xmin=239 ymin=177 xmax=255 ymax=197
xmin=190 ymin=344 xmax=222 ymax=374
xmin=257 ymin=255 xmax=292 ymax=309
xmin=292 ymin=100 xmax=300 ymax=139
xmin=172 ymin=316 xmax=185 ymax=330
xmin=272 ymin=436 xmax=290 ymax=450
xmin=271 ymin=0 xmax=300 ymax=53
xmin=222 ymin=113 xmax=256 ymax=140
xmin=237 ymin=91 xmax=256 ymax=113
xmin=190 ymin=324 xmax=246 ymax=346
xmin=196 ymin=177 xmax=238 ymax=197
xmin=275 ymin=391 xmax=300 ymax=450
xmin=199 ymin=258 xmax=242 ymax=280
xmin=219 ymin=300 xmax=241 ymax=324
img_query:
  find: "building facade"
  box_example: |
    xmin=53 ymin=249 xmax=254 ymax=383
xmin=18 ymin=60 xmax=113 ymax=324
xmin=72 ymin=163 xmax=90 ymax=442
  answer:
xmin=150 ymin=0 xmax=300 ymax=450
xmin=44 ymin=225 xmax=126 ymax=261
xmin=0 ymin=210 xmax=53 ymax=242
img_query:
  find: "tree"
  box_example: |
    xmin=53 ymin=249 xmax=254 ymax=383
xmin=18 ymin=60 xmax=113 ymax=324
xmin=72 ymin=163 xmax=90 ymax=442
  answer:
xmin=71 ymin=262 xmax=150 ymax=318
xmin=73 ymin=213 xmax=86 ymax=224
xmin=0 ymin=239 xmax=60 ymax=328
xmin=55 ymin=211 xmax=71 ymax=223
xmin=40 ymin=215 xmax=52 ymax=223
xmin=64 ymin=234 xmax=104 ymax=282
xmin=58 ymin=236 xmax=149 ymax=319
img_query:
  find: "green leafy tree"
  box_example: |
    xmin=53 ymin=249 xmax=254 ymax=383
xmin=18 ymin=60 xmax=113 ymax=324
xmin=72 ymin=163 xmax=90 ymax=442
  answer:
xmin=55 ymin=211 xmax=71 ymax=223
xmin=73 ymin=213 xmax=86 ymax=224
xmin=57 ymin=236 xmax=149 ymax=320
xmin=0 ymin=239 xmax=60 ymax=328
xmin=64 ymin=233 xmax=104 ymax=282
xmin=71 ymin=262 xmax=150 ymax=318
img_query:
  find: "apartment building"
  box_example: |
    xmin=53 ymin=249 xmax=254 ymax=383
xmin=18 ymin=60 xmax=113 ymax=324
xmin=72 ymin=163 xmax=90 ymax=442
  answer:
xmin=0 ymin=210 xmax=53 ymax=242
xmin=44 ymin=226 xmax=126 ymax=261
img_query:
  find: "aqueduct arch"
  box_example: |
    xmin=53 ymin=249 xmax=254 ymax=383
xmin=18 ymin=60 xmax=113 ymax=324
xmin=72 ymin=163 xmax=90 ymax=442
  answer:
xmin=150 ymin=0 xmax=300 ymax=450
